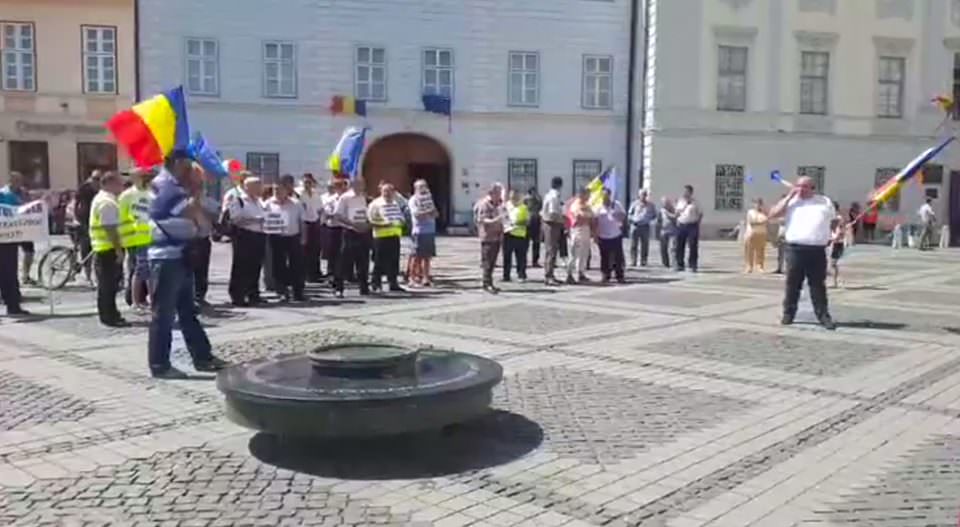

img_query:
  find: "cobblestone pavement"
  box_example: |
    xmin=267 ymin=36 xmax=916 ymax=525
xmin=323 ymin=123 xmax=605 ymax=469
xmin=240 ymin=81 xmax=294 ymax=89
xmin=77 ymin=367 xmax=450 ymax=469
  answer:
xmin=2 ymin=238 xmax=960 ymax=526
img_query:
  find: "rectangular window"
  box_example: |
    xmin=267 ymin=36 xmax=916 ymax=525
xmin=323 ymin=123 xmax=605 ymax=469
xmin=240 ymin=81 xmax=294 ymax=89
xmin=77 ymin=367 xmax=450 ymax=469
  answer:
xmin=800 ymin=51 xmax=829 ymax=115
xmin=185 ymin=37 xmax=218 ymax=95
xmin=82 ymin=26 xmax=117 ymax=94
xmin=263 ymin=41 xmax=296 ymax=98
xmin=423 ymin=48 xmax=454 ymax=98
xmin=717 ymin=45 xmax=747 ymax=111
xmin=582 ymin=55 xmax=612 ymax=109
xmin=875 ymin=168 xmax=900 ymax=212
xmin=8 ymin=141 xmax=49 ymax=189
xmin=507 ymin=158 xmax=537 ymax=193
xmin=246 ymin=153 xmax=280 ymax=184
xmin=508 ymin=51 xmax=539 ymax=106
xmin=1 ymin=22 xmax=35 ymax=91
xmin=714 ymin=164 xmax=744 ymax=211
xmin=922 ymin=163 xmax=944 ymax=185
xmin=572 ymin=159 xmax=602 ymax=194
xmin=797 ymin=166 xmax=826 ymax=193
xmin=877 ymin=56 xmax=904 ymax=118
xmin=355 ymin=46 xmax=386 ymax=101
xmin=76 ymin=143 xmax=117 ymax=185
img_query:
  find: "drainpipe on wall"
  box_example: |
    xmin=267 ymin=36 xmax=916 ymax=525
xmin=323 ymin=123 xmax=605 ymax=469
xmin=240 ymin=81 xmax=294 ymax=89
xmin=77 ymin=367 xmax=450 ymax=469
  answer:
xmin=133 ymin=0 xmax=141 ymax=101
xmin=625 ymin=0 xmax=639 ymax=206
xmin=637 ymin=0 xmax=652 ymax=193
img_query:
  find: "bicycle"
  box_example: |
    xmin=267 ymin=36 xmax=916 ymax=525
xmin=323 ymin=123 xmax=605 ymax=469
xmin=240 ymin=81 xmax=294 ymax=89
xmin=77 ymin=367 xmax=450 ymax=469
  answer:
xmin=37 ymin=234 xmax=97 ymax=291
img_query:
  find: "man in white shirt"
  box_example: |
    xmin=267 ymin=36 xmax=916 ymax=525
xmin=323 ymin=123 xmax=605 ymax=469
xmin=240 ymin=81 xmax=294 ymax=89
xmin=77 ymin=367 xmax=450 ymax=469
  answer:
xmin=227 ymin=174 xmax=266 ymax=306
xmin=674 ymin=184 xmax=703 ymax=272
xmin=296 ymin=173 xmax=324 ymax=281
xmin=768 ymin=176 xmax=836 ymax=330
xmin=331 ymin=176 xmax=371 ymax=298
xmin=320 ymin=179 xmax=343 ymax=281
xmin=264 ymin=182 xmax=307 ymax=301
xmin=594 ymin=189 xmax=627 ymax=283
xmin=539 ymin=177 xmax=565 ymax=285
xmin=917 ymin=198 xmax=937 ymax=251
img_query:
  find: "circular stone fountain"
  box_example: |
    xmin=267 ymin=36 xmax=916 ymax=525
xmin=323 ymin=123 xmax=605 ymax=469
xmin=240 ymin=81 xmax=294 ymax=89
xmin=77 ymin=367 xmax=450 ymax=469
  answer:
xmin=217 ymin=343 xmax=503 ymax=437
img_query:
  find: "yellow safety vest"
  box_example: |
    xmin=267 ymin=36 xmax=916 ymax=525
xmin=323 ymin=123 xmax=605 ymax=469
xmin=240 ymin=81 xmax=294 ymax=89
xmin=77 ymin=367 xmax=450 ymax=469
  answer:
xmin=89 ymin=191 xmax=121 ymax=253
xmin=507 ymin=204 xmax=529 ymax=239
xmin=370 ymin=198 xmax=403 ymax=239
xmin=117 ymin=187 xmax=153 ymax=249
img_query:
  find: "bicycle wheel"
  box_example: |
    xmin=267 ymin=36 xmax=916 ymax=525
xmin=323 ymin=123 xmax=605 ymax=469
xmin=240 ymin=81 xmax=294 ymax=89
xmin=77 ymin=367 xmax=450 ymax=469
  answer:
xmin=38 ymin=246 xmax=76 ymax=291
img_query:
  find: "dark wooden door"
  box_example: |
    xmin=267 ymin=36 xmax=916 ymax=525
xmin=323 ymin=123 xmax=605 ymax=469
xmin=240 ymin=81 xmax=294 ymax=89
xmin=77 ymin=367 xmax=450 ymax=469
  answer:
xmin=408 ymin=162 xmax=449 ymax=232
xmin=950 ymin=171 xmax=960 ymax=247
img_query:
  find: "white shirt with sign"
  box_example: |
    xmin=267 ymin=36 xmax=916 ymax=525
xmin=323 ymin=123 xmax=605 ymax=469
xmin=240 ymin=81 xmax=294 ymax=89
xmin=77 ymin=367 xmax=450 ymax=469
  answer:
xmin=321 ymin=192 xmax=340 ymax=227
xmin=297 ymin=187 xmax=323 ymax=223
xmin=263 ymin=197 xmax=304 ymax=236
xmin=783 ymin=194 xmax=834 ymax=246
xmin=594 ymin=201 xmax=626 ymax=240
xmin=333 ymin=189 xmax=369 ymax=232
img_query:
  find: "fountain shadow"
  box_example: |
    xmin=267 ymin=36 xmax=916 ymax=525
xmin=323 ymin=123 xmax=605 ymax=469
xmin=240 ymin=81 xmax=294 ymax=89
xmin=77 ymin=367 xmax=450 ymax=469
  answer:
xmin=248 ymin=410 xmax=542 ymax=479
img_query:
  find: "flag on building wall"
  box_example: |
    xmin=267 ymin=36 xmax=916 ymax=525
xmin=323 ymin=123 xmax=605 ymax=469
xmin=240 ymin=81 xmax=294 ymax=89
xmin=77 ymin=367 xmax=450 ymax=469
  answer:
xmin=326 ymin=127 xmax=369 ymax=179
xmin=106 ymin=86 xmax=190 ymax=168
xmin=330 ymin=96 xmax=367 ymax=117
xmin=422 ymin=93 xmax=452 ymax=132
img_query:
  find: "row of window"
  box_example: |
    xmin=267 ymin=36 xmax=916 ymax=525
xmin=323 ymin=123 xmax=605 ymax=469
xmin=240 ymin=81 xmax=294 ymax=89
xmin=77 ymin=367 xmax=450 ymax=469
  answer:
xmin=184 ymin=38 xmax=615 ymax=109
xmin=713 ymin=164 xmax=943 ymax=212
xmin=2 ymin=22 xmax=117 ymax=94
xmin=716 ymin=45 xmax=907 ymax=118
xmin=7 ymin=140 xmax=117 ymax=189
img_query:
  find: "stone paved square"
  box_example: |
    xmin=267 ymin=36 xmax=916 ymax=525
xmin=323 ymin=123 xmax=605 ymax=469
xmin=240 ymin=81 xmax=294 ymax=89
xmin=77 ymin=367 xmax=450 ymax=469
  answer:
xmin=642 ymin=328 xmax=905 ymax=376
xmin=808 ymin=434 xmax=960 ymax=526
xmin=2 ymin=238 xmax=960 ymax=527
xmin=422 ymin=302 xmax=628 ymax=334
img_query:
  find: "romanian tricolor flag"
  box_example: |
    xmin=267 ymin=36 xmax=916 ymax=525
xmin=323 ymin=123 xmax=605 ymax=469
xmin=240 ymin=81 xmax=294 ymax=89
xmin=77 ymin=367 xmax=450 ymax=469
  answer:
xmin=870 ymin=136 xmax=954 ymax=206
xmin=106 ymin=86 xmax=190 ymax=168
xmin=330 ymin=95 xmax=367 ymax=117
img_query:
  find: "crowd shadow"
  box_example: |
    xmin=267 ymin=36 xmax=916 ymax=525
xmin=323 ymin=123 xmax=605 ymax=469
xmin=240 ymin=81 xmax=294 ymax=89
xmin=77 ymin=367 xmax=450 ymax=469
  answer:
xmin=248 ymin=410 xmax=542 ymax=480
xmin=836 ymin=320 xmax=907 ymax=331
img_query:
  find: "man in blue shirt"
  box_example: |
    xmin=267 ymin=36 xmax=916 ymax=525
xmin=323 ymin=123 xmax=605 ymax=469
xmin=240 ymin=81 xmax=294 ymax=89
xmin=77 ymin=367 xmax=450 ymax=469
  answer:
xmin=0 ymin=172 xmax=29 ymax=316
xmin=148 ymin=151 xmax=227 ymax=379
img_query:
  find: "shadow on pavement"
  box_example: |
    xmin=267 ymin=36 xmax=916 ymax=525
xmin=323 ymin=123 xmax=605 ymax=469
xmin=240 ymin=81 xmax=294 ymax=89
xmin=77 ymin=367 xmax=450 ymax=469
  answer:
xmin=248 ymin=410 xmax=542 ymax=480
xmin=838 ymin=320 xmax=907 ymax=331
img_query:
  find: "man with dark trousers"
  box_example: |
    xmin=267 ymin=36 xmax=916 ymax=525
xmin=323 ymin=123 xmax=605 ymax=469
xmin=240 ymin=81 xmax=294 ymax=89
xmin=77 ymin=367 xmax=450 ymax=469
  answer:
xmin=331 ymin=176 xmax=370 ymax=298
xmin=0 ymin=172 xmax=30 ymax=316
xmin=226 ymin=175 xmax=266 ymax=306
xmin=768 ymin=176 xmax=836 ymax=330
xmin=88 ymin=171 xmax=127 ymax=327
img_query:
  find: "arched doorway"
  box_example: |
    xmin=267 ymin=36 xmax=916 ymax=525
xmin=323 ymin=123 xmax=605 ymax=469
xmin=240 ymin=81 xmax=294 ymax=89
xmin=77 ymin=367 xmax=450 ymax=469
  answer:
xmin=362 ymin=133 xmax=452 ymax=231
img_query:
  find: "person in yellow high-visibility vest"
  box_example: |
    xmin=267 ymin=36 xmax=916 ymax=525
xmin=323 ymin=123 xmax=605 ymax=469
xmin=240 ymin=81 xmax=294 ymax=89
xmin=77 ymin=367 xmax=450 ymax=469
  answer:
xmin=118 ymin=168 xmax=155 ymax=312
xmin=89 ymin=172 xmax=127 ymax=327
xmin=502 ymin=190 xmax=530 ymax=282
xmin=367 ymin=182 xmax=405 ymax=292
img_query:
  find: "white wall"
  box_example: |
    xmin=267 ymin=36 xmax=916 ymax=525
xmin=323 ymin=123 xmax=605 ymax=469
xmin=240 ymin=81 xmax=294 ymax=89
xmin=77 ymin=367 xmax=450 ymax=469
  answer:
xmin=138 ymin=0 xmax=636 ymax=224
xmin=645 ymin=0 xmax=960 ymax=235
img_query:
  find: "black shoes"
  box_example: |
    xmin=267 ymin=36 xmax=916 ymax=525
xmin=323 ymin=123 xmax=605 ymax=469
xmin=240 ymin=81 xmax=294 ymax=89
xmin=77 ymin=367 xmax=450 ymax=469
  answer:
xmin=818 ymin=315 xmax=837 ymax=331
xmin=6 ymin=307 xmax=30 ymax=316
xmin=151 ymin=367 xmax=189 ymax=380
xmin=194 ymin=357 xmax=229 ymax=372
xmin=780 ymin=313 xmax=795 ymax=326
xmin=101 ymin=318 xmax=130 ymax=328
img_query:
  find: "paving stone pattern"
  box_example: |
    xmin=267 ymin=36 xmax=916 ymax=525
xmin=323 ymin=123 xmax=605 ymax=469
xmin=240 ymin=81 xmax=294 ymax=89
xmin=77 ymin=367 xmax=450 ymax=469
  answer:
xmin=0 ymin=372 xmax=95 ymax=431
xmin=4 ymin=239 xmax=960 ymax=526
xmin=424 ymin=303 xmax=626 ymax=334
xmin=811 ymin=434 xmax=960 ymax=526
xmin=0 ymin=447 xmax=421 ymax=527
xmin=644 ymin=328 xmax=904 ymax=376
xmin=494 ymin=366 xmax=755 ymax=464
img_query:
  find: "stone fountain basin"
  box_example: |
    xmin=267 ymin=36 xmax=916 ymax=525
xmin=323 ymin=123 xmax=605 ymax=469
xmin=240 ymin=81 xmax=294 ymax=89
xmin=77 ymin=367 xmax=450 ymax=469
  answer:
xmin=217 ymin=347 xmax=503 ymax=438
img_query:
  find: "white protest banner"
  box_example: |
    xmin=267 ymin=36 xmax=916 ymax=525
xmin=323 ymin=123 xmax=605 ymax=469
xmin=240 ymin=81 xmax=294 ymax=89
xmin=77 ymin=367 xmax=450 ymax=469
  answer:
xmin=0 ymin=200 xmax=49 ymax=243
xmin=263 ymin=211 xmax=288 ymax=235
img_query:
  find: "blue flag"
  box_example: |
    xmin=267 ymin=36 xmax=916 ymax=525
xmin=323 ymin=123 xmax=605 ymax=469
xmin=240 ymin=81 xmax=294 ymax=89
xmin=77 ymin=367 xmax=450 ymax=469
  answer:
xmin=188 ymin=133 xmax=229 ymax=179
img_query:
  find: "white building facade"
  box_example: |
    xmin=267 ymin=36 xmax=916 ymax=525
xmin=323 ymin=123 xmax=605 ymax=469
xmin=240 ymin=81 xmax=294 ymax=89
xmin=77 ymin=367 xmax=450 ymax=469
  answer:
xmin=138 ymin=0 xmax=638 ymax=229
xmin=644 ymin=0 xmax=960 ymax=241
